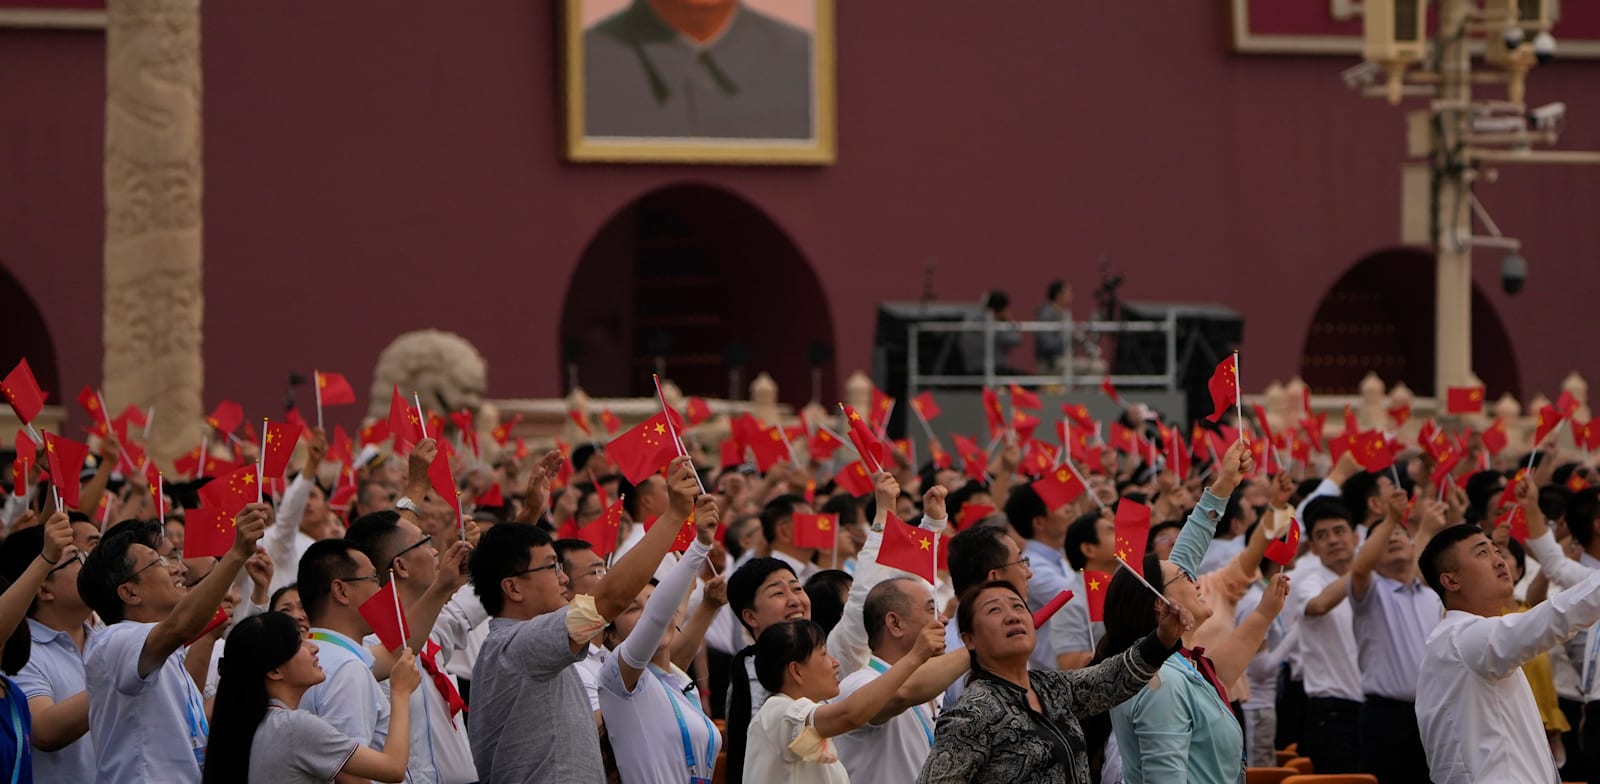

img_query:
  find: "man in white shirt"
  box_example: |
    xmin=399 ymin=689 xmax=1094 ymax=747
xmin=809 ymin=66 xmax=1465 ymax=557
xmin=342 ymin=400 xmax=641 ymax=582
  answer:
xmin=264 ymin=429 xmax=329 ymax=595
xmin=1417 ymin=481 xmax=1600 ymax=784
xmin=759 ymin=494 xmax=821 ymax=582
xmin=1282 ymin=496 xmax=1363 ymax=775
xmin=77 ymin=504 xmax=267 ymax=783
xmin=554 ymin=538 xmax=611 ymax=721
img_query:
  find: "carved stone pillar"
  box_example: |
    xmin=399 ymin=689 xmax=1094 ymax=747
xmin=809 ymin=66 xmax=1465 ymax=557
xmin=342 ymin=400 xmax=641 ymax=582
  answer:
xmin=102 ymin=0 xmax=204 ymax=468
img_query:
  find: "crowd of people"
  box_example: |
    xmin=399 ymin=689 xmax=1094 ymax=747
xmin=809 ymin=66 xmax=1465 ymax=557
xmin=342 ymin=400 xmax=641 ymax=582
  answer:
xmin=0 ymin=380 xmax=1596 ymax=784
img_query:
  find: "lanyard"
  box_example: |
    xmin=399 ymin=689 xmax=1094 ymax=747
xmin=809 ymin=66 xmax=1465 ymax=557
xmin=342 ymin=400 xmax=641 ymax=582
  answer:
xmin=650 ymin=665 xmax=717 ymax=779
xmin=867 ymin=658 xmax=935 ymax=747
xmin=310 ymin=631 xmax=367 ymax=660
xmin=183 ymin=672 xmax=208 ymax=765
xmin=3 ymin=681 xmax=21 ymax=784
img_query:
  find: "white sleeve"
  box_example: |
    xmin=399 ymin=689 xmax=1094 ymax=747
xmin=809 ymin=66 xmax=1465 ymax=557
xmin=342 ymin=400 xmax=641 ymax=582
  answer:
xmin=1525 ymin=531 xmax=1594 ymax=590
xmin=266 ymin=475 xmax=312 ymax=570
xmin=828 ymin=529 xmax=884 ymax=679
xmin=1454 ymin=567 xmax=1600 ymax=680
xmin=1295 ymin=478 xmax=1341 ymax=521
xmin=430 ymin=585 xmax=490 ymax=653
xmin=1 ymin=485 xmax=36 ymax=529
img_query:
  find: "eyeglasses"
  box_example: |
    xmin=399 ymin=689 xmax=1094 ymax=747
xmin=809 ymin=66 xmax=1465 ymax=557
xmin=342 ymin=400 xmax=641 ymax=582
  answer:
xmin=391 ymin=535 xmax=433 ymax=567
xmin=512 ymin=562 xmax=561 ymax=578
xmin=999 ymin=556 xmax=1031 ymax=570
xmin=120 ymin=555 xmax=171 ymax=586
xmin=338 ymin=573 xmax=381 ymax=585
xmin=48 ymin=551 xmax=85 ymax=577
xmin=579 ymin=566 xmax=608 ymax=580
xmin=1160 ymin=570 xmax=1195 ymax=593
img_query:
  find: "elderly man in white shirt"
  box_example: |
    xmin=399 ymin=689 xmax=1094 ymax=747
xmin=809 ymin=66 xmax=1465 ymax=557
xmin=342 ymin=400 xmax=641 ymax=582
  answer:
xmin=1417 ymin=476 xmax=1600 ymax=784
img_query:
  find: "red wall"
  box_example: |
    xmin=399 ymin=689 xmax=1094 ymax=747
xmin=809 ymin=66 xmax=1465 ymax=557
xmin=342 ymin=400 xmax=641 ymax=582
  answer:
xmin=2 ymin=2 xmax=1598 ymax=424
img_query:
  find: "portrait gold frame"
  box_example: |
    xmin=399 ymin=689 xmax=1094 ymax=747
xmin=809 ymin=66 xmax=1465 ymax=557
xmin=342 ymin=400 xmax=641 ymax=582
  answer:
xmin=561 ymin=0 xmax=836 ymax=165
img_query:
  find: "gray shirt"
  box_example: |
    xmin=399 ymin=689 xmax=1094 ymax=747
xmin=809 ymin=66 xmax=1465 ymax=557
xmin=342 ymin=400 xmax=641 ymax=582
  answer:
xmin=1349 ymin=572 xmax=1442 ymax=701
xmin=14 ymin=619 xmax=94 ymax=780
xmin=249 ymin=702 xmax=359 ymax=784
xmin=469 ymin=609 xmax=596 ymax=783
xmin=583 ymin=0 xmax=812 ymax=140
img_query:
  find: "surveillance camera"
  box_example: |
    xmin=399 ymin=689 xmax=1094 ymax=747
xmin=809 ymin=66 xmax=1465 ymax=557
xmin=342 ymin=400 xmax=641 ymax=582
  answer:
xmin=1534 ymin=31 xmax=1557 ymax=63
xmin=1504 ymin=25 xmax=1526 ymax=48
xmin=1502 ymin=254 xmax=1527 ymax=295
xmin=1528 ymin=102 xmax=1566 ymax=130
xmin=1341 ymin=61 xmax=1381 ymax=90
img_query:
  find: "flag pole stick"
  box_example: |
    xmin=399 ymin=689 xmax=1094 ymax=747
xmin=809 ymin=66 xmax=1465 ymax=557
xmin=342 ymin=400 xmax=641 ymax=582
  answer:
xmin=314 ymin=371 xmax=324 ymax=431
xmin=654 ymin=375 xmax=707 ymax=494
xmin=51 ymin=486 xmax=61 ymax=517
xmin=878 ymin=399 xmax=895 ymax=440
xmin=256 ymin=458 xmax=264 ymax=505
xmin=390 ymin=569 xmax=407 ymax=646
xmin=1115 ymin=555 xmax=1176 ymax=608
xmin=101 ymin=478 xmax=113 ymax=531
xmin=195 ymin=435 xmax=208 ymax=481
xmin=143 ymin=406 xmax=155 ymax=441
xmin=1530 ymin=419 xmax=1564 ymax=471
xmin=23 ymin=424 xmax=42 ymax=447
xmin=1233 ymin=351 xmax=1244 ymax=446
xmin=1063 ymin=457 xmax=1107 ymax=512
xmin=413 ymin=393 xmax=428 ymax=439
xmin=911 ymin=404 xmax=936 ymax=441
xmin=775 ymin=420 xmax=801 ymax=467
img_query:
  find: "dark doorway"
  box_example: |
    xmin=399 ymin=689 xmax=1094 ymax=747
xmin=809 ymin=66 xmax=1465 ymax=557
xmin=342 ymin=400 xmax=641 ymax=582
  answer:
xmin=560 ymin=184 xmax=837 ymax=406
xmin=0 ymin=260 xmax=59 ymax=406
xmin=1299 ymin=248 xmax=1519 ymax=399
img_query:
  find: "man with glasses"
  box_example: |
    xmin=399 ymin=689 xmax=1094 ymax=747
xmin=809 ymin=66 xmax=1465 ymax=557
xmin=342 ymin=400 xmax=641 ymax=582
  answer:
xmin=1280 ymin=496 xmax=1365 ymax=775
xmin=0 ymin=521 xmax=95 ymax=780
xmin=77 ymin=501 xmax=268 ymax=783
xmin=346 ymin=510 xmax=478 ymax=784
xmin=467 ymin=455 xmax=706 ymax=783
xmin=554 ymin=539 xmax=610 ymax=722
xmin=297 ymin=537 xmax=393 ymax=765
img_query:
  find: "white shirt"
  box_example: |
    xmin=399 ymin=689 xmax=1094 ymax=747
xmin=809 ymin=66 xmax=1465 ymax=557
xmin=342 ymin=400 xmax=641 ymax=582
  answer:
xmin=833 ymin=656 xmax=936 ymax=784
xmin=742 ymin=693 xmax=849 ymax=784
xmin=83 ymin=622 xmax=207 ymax=783
xmin=1284 ymin=559 xmax=1362 ymax=701
xmin=1533 ymin=541 xmax=1600 ymax=699
xmin=773 ymin=548 xmax=820 ymax=583
xmin=365 ymin=591 xmax=482 ymax=784
xmin=573 ymin=644 xmax=608 ymax=713
xmin=265 ymin=475 xmax=317 ymax=596
xmin=1417 ymin=562 xmax=1600 ymax=783
xmin=598 ymin=661 xmax=721 ymax=783
xmin=302 ymin=628 xmax=389 ymax=750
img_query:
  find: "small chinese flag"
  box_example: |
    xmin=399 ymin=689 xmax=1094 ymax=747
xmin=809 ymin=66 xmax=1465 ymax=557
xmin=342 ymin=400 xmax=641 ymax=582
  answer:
xmin=1430 ymin=447 xmax=1464 ymax=488
xmin=1497 ymin=469 xmax=1528 ymax=511
xmin=478 ymin=483 xmax=505 ymax=508
xmin=1388 ymin=403 xmax=1413 ymax=428
xmin=842 ymin=404 xmax=887 ymax=470
xmin=928 ymin=436 xmax=953 ymax=470
xmin=877 ymin=512 xmax=936 ymax=585
xmin=1009 ymin=385 xmax=1042 ymax=410
xmin=578 ymin=497 xmax=626 ymax=559
xmin=607 ymin=409 xmax=686 ymax=484
xmin=957 ymin=503 xmax=996 ymax=531
xmin=200 ymin=465 xmax=259 ymax=516
xmin=1083 ymin=571 xmax=1112 ymax=623
xmin=1101 ymin=378 xmax=1123 ymax=406
xmin=748 ymin=426 xmax=790 ymax=473
xmin=1114 ymin=501 xmax=1152 ymax=568
xmin=387 ymin=386 xmax=425 ymax=453
xmin=183 ymin=506 xmax=236 ymax=558
xmin=206 ymin=401 xmax=245 ymax=436
xmin=685 ymin=397 xmax=713 ymax=427
xmin=645 ymin=513 xmax=698 ymax=554
xmin=1109 ymin=423 xmax=1140 ymax=455
xmin=1062 ymin=403 xmax=1095 ymax=429
xmin=359 ymin=580 xmax=410 ymax=652
xmin=1569 ymin=473 xmax=1591 ymax=493
xmin=869 ymin=387 xmax=895 ymax=431
xmin=1494 ymin=506 xmax=1529 ymax=545
xmin=568 ymin=409 xmax=593 ymax=436
xmin=11 ymin=459 xmax=24 ymax=497
xmin=1299 ymin=412 xmax=1327 ymax=452
xmin=43 ymin=432 xmax=89 ymax=509
xmin=1482 ymin=419 xmax=1509 ymax=456
xmin=1 ymin=359 xmax=46 ymax=424
xmin=260 ymin=420 xmax=304 ymax=480
xmin=1250 ymin=404 xmax=1276 ymax=449
xmin=599 ymin=409 xmax=622 ymax=435
xmin=1264 ymin=516 xmax=1301 ymax=565
xmin=186 ymin=606 xmax=232 ymax=646
xmin=359 ymin=419 xmax=390 ymax=447
xmin=1206 ymin=354 xmax=1239 ymax=423
xmin=77 ymin=386 xmax=109 ymax=435
xmin=719 ymin=439 xmax=745 ymax=470
xmin=981 ymin=388 xmax=1006 ymax=436
xmin=1011 ymin=411 xmax=1041 ymax=442
xmin=15 ymin=429 xmax=36 ymax=468
xmin=327 ymin=425 xmax=353 ymax=466
xmin=1557 ymin=390 xmax=1581 ymax=418
xmin=791 ymin=513 xmax=837 ymax=550
xmin=490 ymin=414 xmax=523 ymax=446
xmin=315 ymin=371 xmax=357 ymax=406
xmin=833 ymin=461 xmax=874 ymax=497
xmin=952 ymin=434 xmax=989 ymax=483
xmin=1353 ymin=430 xmax=1395 ymax=473
xmin=1534 ymin=405 xmax=1564 ymax=447
xmin=1032 ymin=467 xmax=1086 ymax=510
xmin=1573 ymin=420 xmax=1596 ymax=453
xmin=1446 ymin=386 xmax=1486 ymax=415
xmin=428 ymin=447 xmax=462 ymax=522
xmin=1031 ymin=589 xmax=1073 ymax=629
xmin=803 ymin=478 xmax=817 ymax=505
xmin=911 ymin=391 xmax=943 ymax=421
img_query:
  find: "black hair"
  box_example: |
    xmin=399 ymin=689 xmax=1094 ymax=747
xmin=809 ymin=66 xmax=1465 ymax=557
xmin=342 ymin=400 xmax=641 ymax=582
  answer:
xmin=297 ymin=539 xmax=366 ymax=623
xmin=946 ymin=481 xmax=988 ymax=523
xmin=1091 ymin=551 xmax=1162 ymax=664
xmin=269 ymin=583 xmax=298 ymax=610
xmin=0 ymin=526 xmax=45 ymax=616
xmin=1539 ymin=485 xmax=1573 ymax=527
xmin=468 ymin=522 xmax=550 ymax=616
xmin=760 ymin=495 xmax=808 ymax=549
xmin=202 ymin=612 xmax=303 ymax=784
xmin=1339 ymin=471 xmax=1380 ymax=526
xmin=1505 ymin=537 xmax=1527 ymax=580
xmin=1420 ymin=524 xmax=1488 ymax=602
xmin=1302 ymin=496 xmax=1354 ymax=539
xmin=948 ymin=524 xmax=1012 ymax=598
xmin=819 ymin=494 xmax=859 ymax=526
xmin=77 ymin=529 xmax=146 ymax=625
xmin=1552 ymin=463 xmax=1583 ymax=488
xmin=1465 ymin=471 xmax=1508 ymax=525
xmin=1047 ymin=280 xmax=1065 ymax=301
xmin=1293 ymin=478 xmax=1323 ymax=507
xmin=617 ymin=475 xmax=643 ymax=519
xmin=1003 ymin=484 xmax=1047 ymax=541
xmin=103 ymin=519 xmax=164 ymax=552
xmin=954 ymin=579 xmax=1025 ymax=640
xmin=753 ymin=619 xmax=828 ymax=694
xmin=804 ymin=570 xmax=852 ymax=635
xmin=722 ymin=514 xmax=760 ymax=560
xmin=1064 ymin=512 xmax=1102 ymax=572
xmin=553 ymin=538 xmax=595 ymax=577
xmin=571 ymin=444 xmax=600 ymax=473
xmin=863 ymin=576 xmax=920 ymax=650
xmin=1568 ymin=488 xmax=1600 ymax=549
xmin=1147 ymin=519 xmax=1183 ymax=552
xmin=343 ymin=511 xmax=407 ymax=586
xmin=1221 ymin=487 xmax=1250 ymax=534
xmin=727 ymin=557 xmax=798 ymax=634
xmin=984 ymin=290 xmax=1010 ymax=313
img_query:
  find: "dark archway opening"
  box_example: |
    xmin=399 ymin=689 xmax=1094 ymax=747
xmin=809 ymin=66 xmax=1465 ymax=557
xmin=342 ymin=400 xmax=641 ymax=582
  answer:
xmin=0 ymin=259 xmax=60 ymax=407
xmin=560 ymin=184 xmax=837 ymax=407
xmin=1300 ymin=248 xmax=1519 ymax=399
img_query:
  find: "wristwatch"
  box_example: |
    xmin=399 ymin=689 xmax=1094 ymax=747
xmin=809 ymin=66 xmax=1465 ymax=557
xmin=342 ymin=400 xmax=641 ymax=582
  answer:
xmin=396 ymin=496 xmax=420 ymax=514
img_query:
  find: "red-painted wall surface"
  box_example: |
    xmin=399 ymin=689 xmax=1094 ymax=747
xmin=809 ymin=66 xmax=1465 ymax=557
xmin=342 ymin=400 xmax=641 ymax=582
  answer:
xmin=3 ymin=2 xmax=1598 ymax=423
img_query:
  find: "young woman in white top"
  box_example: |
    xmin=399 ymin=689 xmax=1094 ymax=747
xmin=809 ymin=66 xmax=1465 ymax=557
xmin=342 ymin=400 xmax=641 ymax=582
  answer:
xmin=745 ymin=616 xmax=944 ymax=783
xmin=598 ymin=494 xmax=726 ymax=783
xmin=202 ymin=611 xmax=420 ymax=784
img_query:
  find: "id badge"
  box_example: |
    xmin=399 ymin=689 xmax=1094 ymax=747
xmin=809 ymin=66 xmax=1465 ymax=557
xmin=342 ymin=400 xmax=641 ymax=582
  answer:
xmin=690 ymin=778 xmax=712 ymax=784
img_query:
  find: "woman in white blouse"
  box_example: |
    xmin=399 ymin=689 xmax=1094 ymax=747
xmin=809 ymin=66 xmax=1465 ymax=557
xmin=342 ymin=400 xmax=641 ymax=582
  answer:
xmin=598 ymin=495 xmax=726 ymax=783
xmin=746 ymin=615 xmax=943 ymax=783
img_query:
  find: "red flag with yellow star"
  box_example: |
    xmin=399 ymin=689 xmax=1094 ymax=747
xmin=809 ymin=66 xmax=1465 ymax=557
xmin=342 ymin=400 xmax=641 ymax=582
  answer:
xmin=1264 ymin=516 xmax=1301 ymax=565
xmin=184 ymin=506 xmax=236 ymax=558
xmin=928 ymin=435 xmax=953 ymax=470
xmin=77 ymin=386 xmax=110 ymax=436
xmin=1535 ymin=405 xmax=1564 ymax=448
xmin=315 ymin=371 xmax=357 ymax=406
xmin=387 ymin=386 xmax=425 ymax=453
xmin=578 ymin=496 xmax=625 ymax=559
xmin=911 ymin=391 xmax=942 ymax=422
xmin=1352 ymin=430 xmax=1395 ymax=473
xmin=1388 ymin=402 xmax=1413 ymax=428
xmin=1032 ymin=466 xmax=1086 ymax=510
xmin=1114 ymin=501 xmax=1151 ymax=567
xmin=834 ymin=461 xmax=874 ymax=497
xmin=956 ymin=503 xmax=995 ymax=530
xmin=1062 ymin=403 xmax=1095 ymax=430
xmin=1009 ymin=385 xmax=1042 ymax=410
xmin=1206 ymin=354 xmax=1239 ymax=423
xmin=260 ymin=420 xmax=304 ymax=480
xmin=1084 ymin=570 xmax=1112 ymax=622
xmin=1 ymin=359 xmax=45 ymax=424
xmin=490 ymin=414 xmax=523 ymax=446
xmin=842 ymin=404 xmax=887 ymax=470
xmin=685 ymin=397 xmax=713 ymax=427
xmin=568 ymin=409 xmax=593 ymax=437
xmin=43 ymin=432 xmax=89 ymax=509
xmin=951 ymin=434 xmax=989 ymax=483
xmin=599 ymin=408 xmax=622 ymax=435
xmin=608 ymin=410 xmax=685 ymax=484
xmin=748 ymin=424 xmax=791 ymax=473
xmin=1482 ymin=419 xmax=1509 ymax=456
xmin=869 ymin=387 xmax=895 ymax=432
xmin=791 ymin=512 xmax=837 ymax=550
xmin=1557 ymin=390 xmax=1581 ymax=418
xmin=877 ymin=512 xmax=936 ymax=584
xmin=1446 ymin=386 xmax=1485 ymax=415
xmin=206 ymin=400 xmax=244 ymax=436
xmin=981 ymin=388 xmax=1005 ymax=436
xmin=1011 ymin=410 xmax=1042 ymax=442
xmin=428 ymin=446 xmax=462 ymax=525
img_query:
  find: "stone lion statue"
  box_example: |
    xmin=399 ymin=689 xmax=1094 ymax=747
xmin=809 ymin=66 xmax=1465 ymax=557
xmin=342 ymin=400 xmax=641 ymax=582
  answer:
xmin=368 ymin=330 xmax=488 ymax=422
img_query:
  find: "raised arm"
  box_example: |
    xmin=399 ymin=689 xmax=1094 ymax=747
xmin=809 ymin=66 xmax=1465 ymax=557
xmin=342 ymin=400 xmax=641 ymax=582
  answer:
xmin=671 ymin=573 xmax=726 ymax=671
xmin=1351 ymin=487 xmax=1407 ymax=601
xmin=402 ymin=539 xmax=473 ymax=652
xmin=829 ymin=473 xmax=926 ymax=678
xmin=1169 ymin=439 xmax=1252 ymax=580
xmin=516 ymin=450 xmax=565 ymax=525
xmin=869 ymin=648 xmax=969 ymax=724
xmin=76 ymin=437 xmax=119 ymax=520
xmin=1519 ymin=475 xmax=1595 ymax=589
xmin=812 ymin=621 xmax=941 ymax=738
xmin=0 ymin=510 xmax=71 ymax=651
xmin=1455 ymin=564 xmax=1600 ymax=679
xmin=141 ymin=503 xmax=266 ymax=678
xmin=618 ymin=497 xmax=717 ymax=691
xmin=1067 ymin=601 xmax=1187 ymax=718
xmin=589 ymin=458 xmax=699 ymax=628
xmin=340 ymin=648 xmax=419 ymax=783
xmin=1206 ymin=572 xmax=1289 ymax=687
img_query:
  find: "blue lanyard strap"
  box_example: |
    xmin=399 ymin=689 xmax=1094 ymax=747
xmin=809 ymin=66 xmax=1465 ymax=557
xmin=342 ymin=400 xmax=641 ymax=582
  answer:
xmin=650 ymin=665 xmax=717 ymax=776
xmin=866 ymin=658 xmax=935 ymax=747
xmin=310 ymin=631 xmax=367 ymax=660
xmin=4 ymin=681 xmax=22 ymax=784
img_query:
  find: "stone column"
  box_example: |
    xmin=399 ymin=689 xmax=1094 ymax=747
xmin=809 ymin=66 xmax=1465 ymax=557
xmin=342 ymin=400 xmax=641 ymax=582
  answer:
xmin=102 ymin=0 xmax=204 ymax=468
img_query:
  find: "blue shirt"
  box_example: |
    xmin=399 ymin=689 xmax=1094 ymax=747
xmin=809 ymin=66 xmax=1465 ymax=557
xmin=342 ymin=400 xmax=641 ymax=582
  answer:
xmin=1024 ymin=539 xmax=1072 ymax=671
xmin=1110 ymin=654 xmax=1244 ymax=784
xmin=0 ymin=677 xmax=32 ymax=784
xmin=13 ymin=619 xmax=93 ymax=780
xmin=1171 ymin=489 xmax=1229 ymax=581
xmin=302 ymin=628 xmax=389 ymax=749
xmin=84 ymin=621 xmax=207 ymax=784
xmin=1349 ymin=572 xmax=1441 ymax=701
